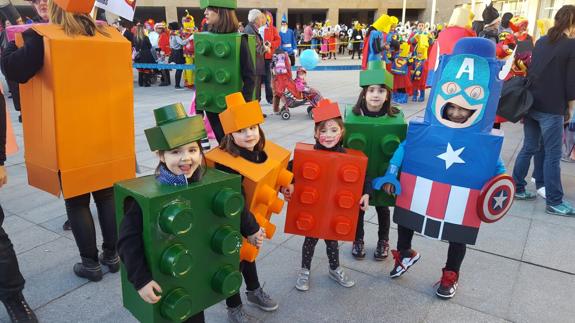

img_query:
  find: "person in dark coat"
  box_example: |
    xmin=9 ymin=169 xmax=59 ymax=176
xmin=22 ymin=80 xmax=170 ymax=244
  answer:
xmin=243 ymin=9 xmax=270 ymax=104
xmin=133 ymin=24 xmax=156 ymax=87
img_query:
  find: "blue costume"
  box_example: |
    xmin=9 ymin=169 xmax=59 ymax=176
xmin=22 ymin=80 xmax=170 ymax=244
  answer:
xmin=374 ymin=38 xmax=513 ymax=245
xmin=367 ymin=30 xmax=384 ymax=63
xmin=280 ymin=28 xmax=297 ymax=55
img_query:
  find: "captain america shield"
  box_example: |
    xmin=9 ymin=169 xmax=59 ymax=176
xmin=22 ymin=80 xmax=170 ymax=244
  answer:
xmin=477 ymin=174 xmax=515 ymax=223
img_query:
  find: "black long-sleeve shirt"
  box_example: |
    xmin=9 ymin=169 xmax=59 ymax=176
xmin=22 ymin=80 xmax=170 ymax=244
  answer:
xmin=0 ymin=90 xmax=6 ymax=166
xmin=117 ymin=171 xmax=259 ymax=291
xmin=1 ymin=29 xmax=44 ymax=84
xmin=529 ymin=35 xmax=575 ymax=115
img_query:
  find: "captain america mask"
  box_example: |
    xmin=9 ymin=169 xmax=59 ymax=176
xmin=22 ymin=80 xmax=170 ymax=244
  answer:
xmin=433 ymin=55 xmax=490 ymax=129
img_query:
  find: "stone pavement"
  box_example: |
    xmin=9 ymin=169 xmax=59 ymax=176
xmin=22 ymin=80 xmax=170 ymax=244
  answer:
xmin=1 ymin=60 xmax=575 ymax=323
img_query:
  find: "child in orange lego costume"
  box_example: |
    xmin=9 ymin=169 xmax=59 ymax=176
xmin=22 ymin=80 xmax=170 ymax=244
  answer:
xmin=1 ymin=0 xmax=134 ymax=282
xmin=205 ymin=92 xmax=294 ymax=316
xmin=282 ymin=99 xmax=369 ymax=291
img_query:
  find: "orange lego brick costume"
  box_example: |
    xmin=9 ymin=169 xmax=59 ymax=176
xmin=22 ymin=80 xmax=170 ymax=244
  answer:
xmin=206 ymin=93 xmax=293 ymax=261
xmin=15 ymin=0 xmax=135 ymax=198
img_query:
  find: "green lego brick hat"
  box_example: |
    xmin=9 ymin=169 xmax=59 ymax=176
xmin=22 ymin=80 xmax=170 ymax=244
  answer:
xmin=360 ymin=60 xmax=394 ymax=89
xmin=200 ymin=0 xmax=237 ymax=9
xmin=145 ymin=103 xmax=207 ymax=151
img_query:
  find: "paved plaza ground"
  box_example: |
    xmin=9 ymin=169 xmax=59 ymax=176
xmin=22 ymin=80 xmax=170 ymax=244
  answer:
xmin=1 ymin=57 xmax=575 ymax=322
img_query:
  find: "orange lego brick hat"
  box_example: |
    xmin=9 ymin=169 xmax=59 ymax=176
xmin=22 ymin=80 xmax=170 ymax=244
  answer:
xmin=219 ymin=92 xmax=264 ymax=134
xmin=53 ymin=0 xmax=95 ymax=14
xmin=313 ymin=99 xmax=341 ymax=123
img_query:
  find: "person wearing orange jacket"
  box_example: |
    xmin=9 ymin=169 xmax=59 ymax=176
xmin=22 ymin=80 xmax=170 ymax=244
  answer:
xmin=262 ymin=10 xmax=281 ymax=104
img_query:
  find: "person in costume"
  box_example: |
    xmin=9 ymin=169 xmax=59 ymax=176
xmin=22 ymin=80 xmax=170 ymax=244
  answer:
xmin=361 ymin=14 xmax=394 ymax=70
xmin=168 ymin=21 xmax=192 ymax=89
xmin=374 ymin=38 xmax=512 ymax=299
xmin=156 ymin=22 xmax=172 ymax=86
xmin=479 ymin=2 xmax=500 ymax=43
xmin=211 ymin=93 xmax=288 ymax=321
xmin=348 ymin=61 xmax=405 ymax=261
xmin=281 ymin=99 xmax=369 ymax=291
xmin=2 ymin=0 xmax=135 ymax=282
xmin=350 ymin=21 xmax=363 ymax=60
xmin=0 ymin=89 xmax=37 ymax=323
xmin=271 ymin=47 xmax=292 ymax=114
xmin=320 ymin=27 xmax=329 ymax=60
xmin=390 ymin=40 xmax=412 ymax=104
xmin=294 ymin=67 xmax=322 ymax=107
xmin=426 ymin=4 xmax=476 ymax=87
xmin=118 ymin=105 xmax=233 ymax=323
xmin=195 ymin=0 xmax=256 ymax=142
xmin=328 ymin=30 xmax=337 ymax=59
xmin=279 ymin=14 xmax=297 ymax=65
xmin=262 ymin=11 xmax=281 ymax=105
xmin=410 ymin=31 xmax=431 ymax=102
xmin=181 ymin=10 xmax=196 ymax=88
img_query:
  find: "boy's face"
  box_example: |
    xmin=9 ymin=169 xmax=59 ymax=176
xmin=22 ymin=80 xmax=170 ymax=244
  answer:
xmin=160 ymin=142 xmax=202 ymax=179
xmin=315 ymin=120 xmax=342 ymax=148
xmin=231 ymin=125 xmax=260 ymax=151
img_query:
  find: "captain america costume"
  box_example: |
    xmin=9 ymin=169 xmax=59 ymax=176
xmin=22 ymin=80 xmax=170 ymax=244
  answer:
xmin=375 ymin=37 xmax=514 ymax=245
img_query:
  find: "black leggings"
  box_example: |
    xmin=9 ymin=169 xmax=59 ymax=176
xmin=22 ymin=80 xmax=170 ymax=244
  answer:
xmin=64 ymin=187 xmax=117 ymax=262
xmin=204 ymin=111 xmax=225 ymax=143
xmin=396 ymin=225 xmax=466 ymax=272
xmin=301 ymin=237 xmax=339 ymax=270
xmin=355 ymin=206 xmax=390 ymax=241
xmin=226 ymin=260 xmax=260 ymax=308
xmin=0 ymin=204 xmax=25 ymax=300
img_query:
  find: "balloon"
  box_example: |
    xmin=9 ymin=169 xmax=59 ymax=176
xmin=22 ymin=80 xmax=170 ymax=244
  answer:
xmin=299 ymin=49 xmax=319 ymax=70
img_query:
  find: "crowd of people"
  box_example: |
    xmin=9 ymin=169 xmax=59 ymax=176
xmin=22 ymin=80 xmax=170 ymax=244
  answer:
xmin=0 ymin=1 xmax=573 ymax=323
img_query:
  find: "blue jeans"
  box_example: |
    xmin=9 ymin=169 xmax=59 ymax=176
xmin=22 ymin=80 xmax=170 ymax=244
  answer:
xmin=513 ymin=110 xmax=564 ymax=206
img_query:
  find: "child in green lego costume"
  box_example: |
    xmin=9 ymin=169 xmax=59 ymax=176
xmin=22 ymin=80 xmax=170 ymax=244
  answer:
xmin=117 ymin=103 xmax=260 ymax=323
xmin=196 ymin=0 xmax=256 ymax=142
xmin=346 ymin=61 xmax=406 ymax=261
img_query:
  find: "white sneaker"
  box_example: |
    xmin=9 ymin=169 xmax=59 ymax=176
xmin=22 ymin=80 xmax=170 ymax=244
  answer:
xmin=328 ymin=267 xmax=355 ymax=288
xmin=295 ymin=268 xmax=310 ymax=291
xmin=537 ymin=187 xmax=546 ymax=199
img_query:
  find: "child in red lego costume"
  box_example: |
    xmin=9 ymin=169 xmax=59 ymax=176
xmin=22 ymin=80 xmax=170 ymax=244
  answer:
xmin=271 ymin=48 xmax=292 ymax=114
xmin=117 ymin=104 xmax=248 ymax=323
xmin=214 ymin=95 xmax=286 ymax=319
xmin=350 ymin=69 xmax=400 ymax=261
xmin=282 ymin=99 xmax=370 ymax=291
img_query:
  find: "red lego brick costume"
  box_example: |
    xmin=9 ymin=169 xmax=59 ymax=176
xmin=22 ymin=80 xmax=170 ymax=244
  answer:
xmin=284 ymin=99 xmax=368 ymax=241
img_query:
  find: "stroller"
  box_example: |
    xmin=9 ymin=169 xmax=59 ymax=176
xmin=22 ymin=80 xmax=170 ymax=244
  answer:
xmin=277 ymin=67 xmax=323 ymax=120
xmin=272 ymin=50 xmax=322 ymax=120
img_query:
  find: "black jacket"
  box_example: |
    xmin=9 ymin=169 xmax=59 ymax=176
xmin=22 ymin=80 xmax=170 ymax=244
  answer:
xmin=133 ymin=36 xmax=156 ymax=64
xmin=243 ymin=23 xmax=266 ymax=76
xmin=1 ymin=29 xmax=44 ymax=84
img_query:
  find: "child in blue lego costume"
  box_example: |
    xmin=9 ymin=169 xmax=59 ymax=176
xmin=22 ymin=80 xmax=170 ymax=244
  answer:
xmin=373 ymin=38 xmax=515 ymax=299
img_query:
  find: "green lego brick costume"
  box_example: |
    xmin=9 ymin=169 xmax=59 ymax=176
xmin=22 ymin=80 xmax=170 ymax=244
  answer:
xmin=344 ymin=61 xmax=407 ymax=206
xmin=116 ymin=103 xmax=245 ymax=322
xmin=194 ymin=0 xmax=257 ymax=114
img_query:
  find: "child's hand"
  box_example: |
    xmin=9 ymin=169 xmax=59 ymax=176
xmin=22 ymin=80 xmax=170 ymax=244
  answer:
xmin=383 ymin=183 xmax=395 ymax=195
xmin=359 ymin=194 xmax=370 ymax=211
xmin=138 ymin=280 xmax=162 ymax=304
xmin=281 ymin=184 xmax=295 ymax=201
xmin=247 ymin=228 xmax=265 ymax=248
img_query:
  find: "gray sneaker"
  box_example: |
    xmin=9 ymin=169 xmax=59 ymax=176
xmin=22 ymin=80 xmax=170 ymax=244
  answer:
xmin=295 ymin=268 xmax=310 ymax=291
xmin=227 ymin=305 xmax=254 ymax=323
xmin=328 ymin=267 xmax=355 ymax=288
xmin=245 ymin=285 xmax=278 ymax=312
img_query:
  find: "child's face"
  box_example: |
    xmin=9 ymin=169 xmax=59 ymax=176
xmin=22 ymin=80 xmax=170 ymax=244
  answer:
xmin=297 ymin=72 xmax=306 ymax=80
xmin=444 ymin=103 xmax=474 ymax=124
xmin=231 ymin=125 xmax=260 ymax=151
xmin=315 ymin=120 xmax=343 ymax=148
xmin=365 ymin=85 xmax=387 ymax=111
xmin=160 ymin=142 xmax=202 ymax=179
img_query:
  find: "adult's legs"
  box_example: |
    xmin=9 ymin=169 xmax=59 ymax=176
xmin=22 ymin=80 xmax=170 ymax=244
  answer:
xmin=263 ymin=60 xmax=273 ymax=104
xmin=175 ymin=69 xmax=183 ymax=88
xmin=532 ymin=142 xmax=545 ymax=189
xmin=512 ymin=113 xmax=542 ymax=194
xmin=65 ymin=193 xmax=98 ymax=261
xmin=0 ymin=204 xmax=25 ymax=300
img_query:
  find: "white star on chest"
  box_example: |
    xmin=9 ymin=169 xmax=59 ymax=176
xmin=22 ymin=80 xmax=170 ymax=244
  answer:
xmin=437 ymin=143 xmax=465 ymax=170
xmin=493 ymin=191 xmax=508 ymax=209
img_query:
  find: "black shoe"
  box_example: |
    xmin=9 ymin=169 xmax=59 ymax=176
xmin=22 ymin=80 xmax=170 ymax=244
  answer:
xmin=62 ymin=220 xmax=71 ymax=231
xmin=73 ymin=257 xmax=103 ymax=282
xmin=1 ymin=292 xmax=38 ymax=323
xmin=351 ymin=240 xmax=365 ymax=259
xmin=18 ymin=115 xmax=22 ymax=123
xmin=99 ymin=249 xmax=120 ymax=273
xmin=175 ymin=85 xmax=182 ymax=89
xmin=159 ymin=82 xmax=170 ymax=86
xmin=374 ymin=240 xmax=389 ymax=261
